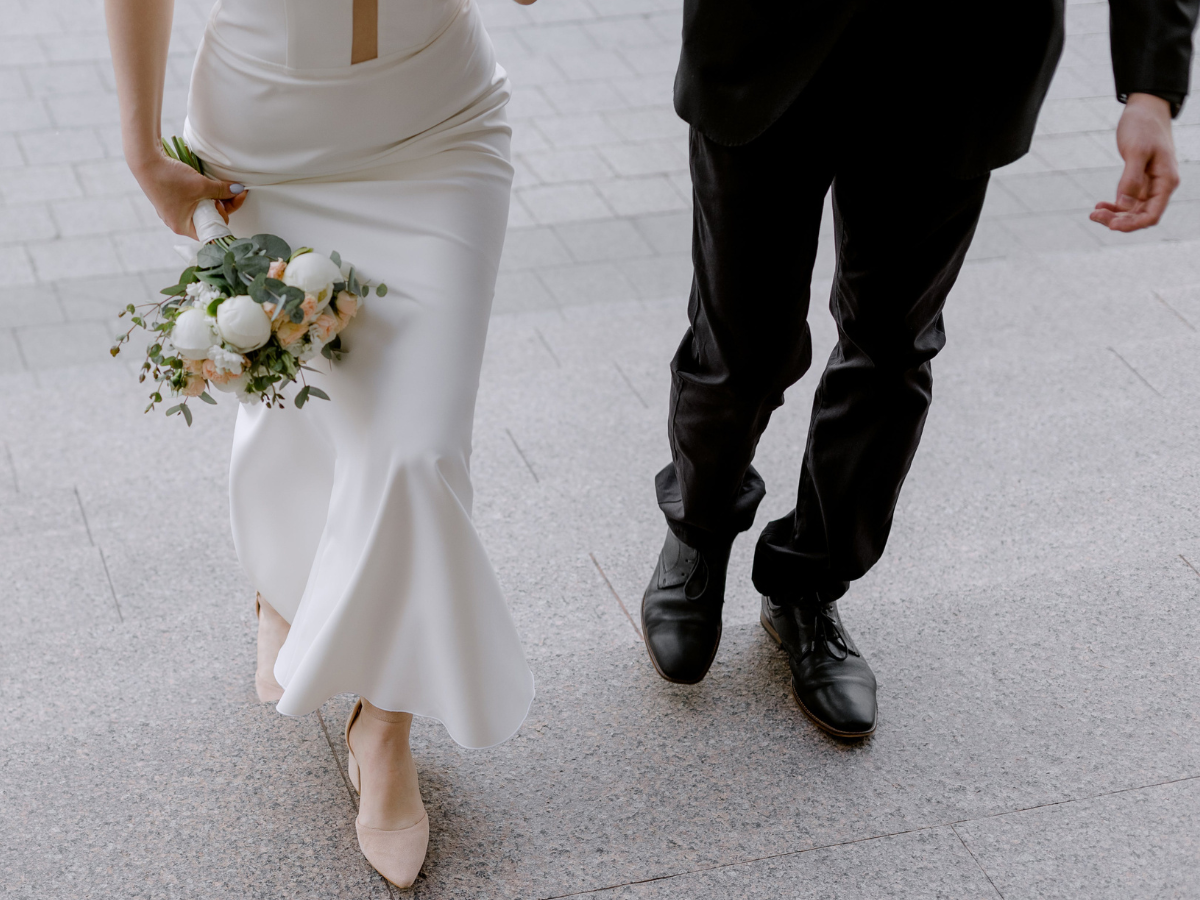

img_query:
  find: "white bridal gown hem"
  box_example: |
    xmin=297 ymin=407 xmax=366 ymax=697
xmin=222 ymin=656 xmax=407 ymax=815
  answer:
xmin=188 ymin=0 xmax=534 ymax=750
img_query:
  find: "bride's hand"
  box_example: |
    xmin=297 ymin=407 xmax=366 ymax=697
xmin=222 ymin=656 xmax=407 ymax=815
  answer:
xmin=131 ymin=152 xmax=248 ymax=240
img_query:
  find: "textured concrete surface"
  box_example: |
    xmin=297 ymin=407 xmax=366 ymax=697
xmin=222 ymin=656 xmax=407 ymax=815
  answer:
xmin=3 ymin=0 xmax=1200 ymax=897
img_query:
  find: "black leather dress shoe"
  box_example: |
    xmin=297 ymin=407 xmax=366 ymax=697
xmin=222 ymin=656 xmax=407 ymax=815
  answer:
xmin=760 ymin=594 xmax=877 ymax=738
xmin=641 ymin=530 xmax=730 ymax=684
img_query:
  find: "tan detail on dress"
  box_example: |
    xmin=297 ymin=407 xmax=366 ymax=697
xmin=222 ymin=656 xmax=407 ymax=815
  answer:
xmin=352 ymin=0 xmax=378 ymax=64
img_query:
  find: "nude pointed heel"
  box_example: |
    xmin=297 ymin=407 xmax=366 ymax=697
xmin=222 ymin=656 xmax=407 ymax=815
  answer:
xmin=344 ymin=699 xmax=430 ymax=889
xmin=254 ymin=593 xmax=287 ymax=703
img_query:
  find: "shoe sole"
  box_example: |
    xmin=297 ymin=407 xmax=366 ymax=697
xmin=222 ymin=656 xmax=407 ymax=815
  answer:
xmin=642 ymin=594 xmax=722 ymax=685
xmin=760 ymin=609 xmax=876 ymax=740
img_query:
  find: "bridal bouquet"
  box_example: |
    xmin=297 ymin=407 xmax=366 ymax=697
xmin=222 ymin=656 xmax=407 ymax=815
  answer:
xmin=111 ymin=137 xmax=387 ymax=425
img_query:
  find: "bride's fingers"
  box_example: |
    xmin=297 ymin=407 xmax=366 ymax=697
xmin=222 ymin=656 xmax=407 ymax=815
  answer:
xmin=216 ymin=191 xmax=249 ymax=217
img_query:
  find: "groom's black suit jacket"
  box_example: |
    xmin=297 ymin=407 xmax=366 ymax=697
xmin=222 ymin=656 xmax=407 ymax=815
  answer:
xmin=674 ymin=0 xmax=1200 ymax=177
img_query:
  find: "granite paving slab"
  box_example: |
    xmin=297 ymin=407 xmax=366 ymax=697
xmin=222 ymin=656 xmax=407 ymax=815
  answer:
xmin=956 ymin=778 xmax=1200 ymax=900
xmin=0 ymin=610 xmax=392 ymax=900
xmin=306 ymin=554 xmax=1200 ymax=898
xmin=580 ymin=826 xmax=999 ymax=900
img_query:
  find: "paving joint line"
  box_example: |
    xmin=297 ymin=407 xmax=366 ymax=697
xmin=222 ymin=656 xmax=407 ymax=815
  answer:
xmin=506 ymin=427 xmax=540 ymax=482
xmin=1179 ymin=554 xmax=1200 ymax=580
xmin=1107 ymin=346 xmax=1162 ymax=397
xmin=1153 ymin=289 xmax=1196 ymax=331
xmin=613 ymin=361 xmax=648 ymax=408
xmin=74 ymin=486 xmax=94 ymax=545
xmin=3 ymin=441 xmax=17 ymax=492
xmin=97 ymin=546 xmax=122 ymax=622
xmin=316 ymin=706 xmax=359 ymax=810
xmin=589 ymin=551 xmax=642 ymax=640
xmin=538 ymin=771 xmax=1200 ymax=900
xmin=534 ymin=327 xmax=561 ymax=366
xmin=950 ymin=822 xmax=1006 ymax=900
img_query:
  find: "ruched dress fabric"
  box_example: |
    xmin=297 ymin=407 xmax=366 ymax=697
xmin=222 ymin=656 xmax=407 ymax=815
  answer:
xmin=184 ymin=0 xmax=534 ymax=749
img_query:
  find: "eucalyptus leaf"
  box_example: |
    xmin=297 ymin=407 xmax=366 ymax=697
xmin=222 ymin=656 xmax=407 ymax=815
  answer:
xmin=181 ymin=404 xmax=193 ymax=426
xmin=249 ymin=275 xmax=305 ymax=318
xmin=251 ymin=233 xmax=291 ymax=260
xmin=306 ymin=386 xmax=330 ymax=401
xmin=376 ymin=283 xmax=388 ymax=297
xmin=237 ymin=255 xmax=269 ymax=282
xmin=222 ymin=250 xmax=238 ymax=288
xmin=196 ymin=272 xmax=229 ymax=293
xmin=197 ymin=243 xmax=225 ymax=269
xmin=295 ymin=385 xmax=310 ymax=409
xmin=199 ymin=392 xmax=217 ymax=405
xmin=330 ymin=250 xmax=342 ymax=267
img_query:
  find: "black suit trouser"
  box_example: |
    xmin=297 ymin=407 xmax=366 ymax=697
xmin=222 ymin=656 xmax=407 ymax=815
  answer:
xmin=656 ymin=83 xmax=990 ymax=603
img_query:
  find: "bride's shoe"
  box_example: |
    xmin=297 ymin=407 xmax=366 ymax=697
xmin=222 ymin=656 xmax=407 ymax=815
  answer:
xmin=345 ymin=698 xmax=430 ymax=888
xmin=254 ymin=594 xmax=289 ymax=703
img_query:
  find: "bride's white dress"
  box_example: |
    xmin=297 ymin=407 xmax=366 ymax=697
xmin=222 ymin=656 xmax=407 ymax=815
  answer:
xmin=184 ymin=0 xmax=534 ymax=748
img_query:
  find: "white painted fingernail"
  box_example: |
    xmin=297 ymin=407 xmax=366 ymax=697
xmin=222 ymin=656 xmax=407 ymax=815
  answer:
xmin=229 ymin=183 xmax=245 ymax=194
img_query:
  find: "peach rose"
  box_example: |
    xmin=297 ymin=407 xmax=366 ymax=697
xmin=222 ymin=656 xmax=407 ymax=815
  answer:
xmin=300 ymin=294 xmax=319 ymax=325
xmin=202 ymin=356 xmax=246 ymax=384
xmin=182 ymin=358 xmax=205 ymax=375
xmin=208 ymin=366 xmax=244 ymax=387
xmin=333 ymin=291 xmax=358 ymax=329
xmin=276 ymin=319 xmax=308 ymax=348
xmin=262 ymin=301 xmax=277 ymax=320
xmin=182 ymin=374 xmax=207 ymax=397
xmin=268 ymin=260 xmax=287 ymax=280
xmin=310 ymin=313 xmax=339 ymax=345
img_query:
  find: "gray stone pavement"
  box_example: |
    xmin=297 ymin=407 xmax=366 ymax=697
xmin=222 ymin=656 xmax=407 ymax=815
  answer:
xmin=3 ymin=0 xmax=1200 ymax=897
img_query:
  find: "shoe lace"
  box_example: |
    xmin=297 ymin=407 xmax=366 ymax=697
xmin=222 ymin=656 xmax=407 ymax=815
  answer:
xmin=810 ymin=603 xmax=856 ymax=661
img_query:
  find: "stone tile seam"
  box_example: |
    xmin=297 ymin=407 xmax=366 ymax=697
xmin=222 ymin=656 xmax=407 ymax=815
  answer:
xmin=949 ymin=823 xmax=1006 ymax=900
xmin=613 ymin=361 xmax=648 ymax=409
xmin=506 ymin=427 xmax=540 ymax=483
xmin=69 ymin=483 xmax=124 ymax=622
xmin=1107 ymin=345 xmax=1164 ymax=397
xmin=537 ymin=771 xmax=1200 ymax=900
xmin=589 ymin=551 xmax=642 ymax=640
xmin=3 ymin=440 xmax=17 ymax=491
xmin=1153 ymin=289 xmax=1199 ymax=331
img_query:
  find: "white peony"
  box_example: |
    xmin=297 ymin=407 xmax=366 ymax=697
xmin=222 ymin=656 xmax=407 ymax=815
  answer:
xmin=215 ymin=294 xmax=272 ymax=353
xmin=184 ymin=280 xmax=222 ymax=306
xmin=205 ymin=345 xmax=246 ymax=375
xmin=170 ymin=307 xmax=218 ymax=360
xmin=282 ymin=252 xmax=342 ymax=309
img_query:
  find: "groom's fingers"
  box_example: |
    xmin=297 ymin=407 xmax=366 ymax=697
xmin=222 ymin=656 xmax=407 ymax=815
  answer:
xmin=1091 ymin=153 xmax=1177 ymax=232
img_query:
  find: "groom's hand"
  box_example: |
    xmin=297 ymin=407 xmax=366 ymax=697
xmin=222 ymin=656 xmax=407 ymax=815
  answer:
xmin=1090 ymin=92 xmax=1180 ymax=232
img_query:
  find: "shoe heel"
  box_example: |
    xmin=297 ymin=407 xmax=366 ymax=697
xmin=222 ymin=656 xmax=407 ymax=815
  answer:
xmin=347 ymin=747 xmax=361 ymax=794
xmin=760 ymin=609 xmax=782 ymax=645
xmin=345 ymin=698 xmax=364 ymax=794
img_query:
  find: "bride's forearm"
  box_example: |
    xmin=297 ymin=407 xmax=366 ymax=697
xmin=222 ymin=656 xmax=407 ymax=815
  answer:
xmin=104 ymin=0 xmax=173 ymax=175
